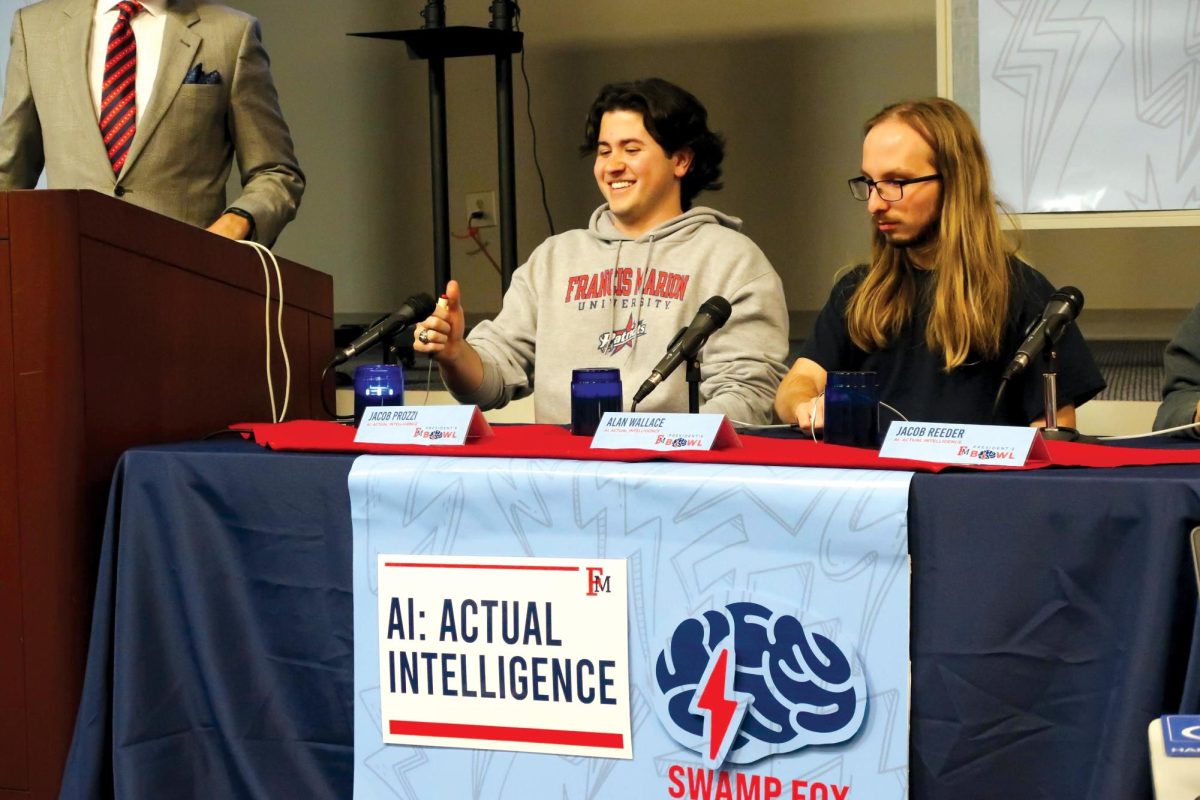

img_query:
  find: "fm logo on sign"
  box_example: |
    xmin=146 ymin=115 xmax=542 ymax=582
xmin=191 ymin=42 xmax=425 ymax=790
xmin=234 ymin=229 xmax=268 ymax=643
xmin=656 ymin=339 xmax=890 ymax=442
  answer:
xmin=653 ymin=601 xmax=866 ymax=768
xmin=586 ymin=567 xmax=611 ymax=595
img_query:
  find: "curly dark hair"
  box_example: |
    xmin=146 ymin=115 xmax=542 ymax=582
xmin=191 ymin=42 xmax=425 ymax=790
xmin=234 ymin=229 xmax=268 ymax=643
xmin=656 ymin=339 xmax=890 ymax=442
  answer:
xmin=580 ymin=78 xmax=725 ymax=210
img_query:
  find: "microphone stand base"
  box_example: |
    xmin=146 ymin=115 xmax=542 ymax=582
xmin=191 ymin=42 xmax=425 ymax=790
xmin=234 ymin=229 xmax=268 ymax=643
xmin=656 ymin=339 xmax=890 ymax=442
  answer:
xmin=1039 ymin=426 xmax=1102 ymax=445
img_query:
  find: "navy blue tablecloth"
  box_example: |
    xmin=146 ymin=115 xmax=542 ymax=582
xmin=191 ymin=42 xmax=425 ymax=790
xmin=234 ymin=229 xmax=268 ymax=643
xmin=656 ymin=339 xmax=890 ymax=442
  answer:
xmin=61 ymin=440 xmax=1200 ymax=799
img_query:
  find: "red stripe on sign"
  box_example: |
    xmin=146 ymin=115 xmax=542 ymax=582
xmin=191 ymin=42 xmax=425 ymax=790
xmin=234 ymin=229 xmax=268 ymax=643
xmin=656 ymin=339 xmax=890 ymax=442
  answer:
xmin=382 ymin=562 xmax=580 ymax=572
xmin=389 ymin=720 xmax=624 ymax=749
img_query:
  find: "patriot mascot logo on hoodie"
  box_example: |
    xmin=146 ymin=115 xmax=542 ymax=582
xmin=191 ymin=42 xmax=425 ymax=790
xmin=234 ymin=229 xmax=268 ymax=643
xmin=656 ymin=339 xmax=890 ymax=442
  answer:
xmin=598 ymin=314 xmax=648 ymax=355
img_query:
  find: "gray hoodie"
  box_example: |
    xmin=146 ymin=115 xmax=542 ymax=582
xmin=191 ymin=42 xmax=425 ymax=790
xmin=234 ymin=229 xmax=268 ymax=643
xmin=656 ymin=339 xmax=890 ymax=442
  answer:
xmin=452 ymin=205 xmax=790 ymax=424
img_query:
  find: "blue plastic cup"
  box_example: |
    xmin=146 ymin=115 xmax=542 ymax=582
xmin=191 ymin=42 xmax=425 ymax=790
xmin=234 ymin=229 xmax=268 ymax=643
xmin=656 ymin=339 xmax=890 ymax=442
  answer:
xmin=824 ymin=371 xmax=880 ymax=448
xmin=571 ymin=368 xmax=622 ymax=436
xmin=353 ymin=364 xmax=405 ymax=426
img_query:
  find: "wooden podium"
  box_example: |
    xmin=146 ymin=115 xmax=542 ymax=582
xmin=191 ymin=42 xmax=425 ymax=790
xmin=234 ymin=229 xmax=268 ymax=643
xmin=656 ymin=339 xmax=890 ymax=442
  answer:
xmin=0 ymin=190 xmax=333 ymax=799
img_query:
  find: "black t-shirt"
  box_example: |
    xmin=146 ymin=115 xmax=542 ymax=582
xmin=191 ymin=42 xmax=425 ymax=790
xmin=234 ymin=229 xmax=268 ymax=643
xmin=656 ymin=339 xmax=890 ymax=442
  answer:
xmin=799 ymin=259 xmax=1106 ymax=426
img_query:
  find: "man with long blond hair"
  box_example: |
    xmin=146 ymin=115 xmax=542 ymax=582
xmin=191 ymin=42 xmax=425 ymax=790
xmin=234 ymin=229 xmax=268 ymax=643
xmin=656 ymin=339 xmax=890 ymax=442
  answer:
xmin=775 ymin=97 xmax=1103 ymax=430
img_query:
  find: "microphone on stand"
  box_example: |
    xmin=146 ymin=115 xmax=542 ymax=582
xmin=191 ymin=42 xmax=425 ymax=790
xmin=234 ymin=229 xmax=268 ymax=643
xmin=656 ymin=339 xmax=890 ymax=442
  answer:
xmin=632 ymin=296 xmax=732 ymax=407
xmin=327 ymin=293 xmax=437 ymax=367
xmin=1000 ymin=286 xmax=1085 ymax=382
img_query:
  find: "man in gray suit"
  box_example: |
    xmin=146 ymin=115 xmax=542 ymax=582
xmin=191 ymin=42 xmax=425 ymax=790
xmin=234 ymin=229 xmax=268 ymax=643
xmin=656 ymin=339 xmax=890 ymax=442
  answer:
xmin=0 ymin=0 xmax=303 ymax=244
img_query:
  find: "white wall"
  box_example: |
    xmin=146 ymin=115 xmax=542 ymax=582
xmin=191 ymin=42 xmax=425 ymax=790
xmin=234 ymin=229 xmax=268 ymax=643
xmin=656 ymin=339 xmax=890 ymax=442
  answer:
xmin=10 ymin=0 xmax=1191 ymax=334
xmin=240 ymin=0 xmax=943 ymax=320
xmin=226 ymin=1 xmax=423 ymax=317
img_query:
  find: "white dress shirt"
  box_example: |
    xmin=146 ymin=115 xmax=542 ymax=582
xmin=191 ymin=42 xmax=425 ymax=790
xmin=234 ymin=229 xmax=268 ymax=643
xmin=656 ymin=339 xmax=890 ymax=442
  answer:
xmin=89 ymin=0 xmax=167 ymax=124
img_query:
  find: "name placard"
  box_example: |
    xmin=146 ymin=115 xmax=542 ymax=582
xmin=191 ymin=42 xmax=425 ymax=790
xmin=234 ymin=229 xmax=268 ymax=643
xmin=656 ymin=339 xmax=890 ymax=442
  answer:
xmin=376 ymin=555 xmax=632 ymax=759
xmin=355 ymin=405 xmax=492 ymax=446
xmin=879 ymin=421 xmax=1047 ymax=466
xmin=590 ymin=412 xmax=741 ymax=451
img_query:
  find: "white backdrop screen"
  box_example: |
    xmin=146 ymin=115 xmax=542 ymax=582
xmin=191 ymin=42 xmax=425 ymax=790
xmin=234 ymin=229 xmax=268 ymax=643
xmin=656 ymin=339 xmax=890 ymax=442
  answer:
xmin=953 ymin=0 xmax=1200 ymax=214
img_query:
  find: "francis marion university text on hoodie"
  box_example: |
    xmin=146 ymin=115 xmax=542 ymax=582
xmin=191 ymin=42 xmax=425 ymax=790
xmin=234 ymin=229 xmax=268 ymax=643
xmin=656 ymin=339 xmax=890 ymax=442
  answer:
xmin=451 ymin=205 xmax=790 ymax=425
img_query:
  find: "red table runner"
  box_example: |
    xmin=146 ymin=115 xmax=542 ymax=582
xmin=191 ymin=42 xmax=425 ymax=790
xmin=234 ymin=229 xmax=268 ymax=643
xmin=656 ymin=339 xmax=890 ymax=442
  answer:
xmin=232 ymin=420 xmax=1200 ymax=473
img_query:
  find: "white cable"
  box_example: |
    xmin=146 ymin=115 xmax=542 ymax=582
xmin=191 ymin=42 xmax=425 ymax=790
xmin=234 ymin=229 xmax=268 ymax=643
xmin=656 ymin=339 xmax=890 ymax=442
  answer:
xmin=262 ymin=242 xmax=291 ymax=420
xmin=778 ymin=397 xmax=906 ymax=441
xmin=237 ymin=240 xmax=291 ymax=422
xmin=254 ymin=243 xmax=276 ymax=422
xmin=731 ymin=421 xmax=793 ymax=429
xmin=1097 ymin=422 xmax=1200 ymax=441
xmin=423 ymin=358 xmax=435 ymax=406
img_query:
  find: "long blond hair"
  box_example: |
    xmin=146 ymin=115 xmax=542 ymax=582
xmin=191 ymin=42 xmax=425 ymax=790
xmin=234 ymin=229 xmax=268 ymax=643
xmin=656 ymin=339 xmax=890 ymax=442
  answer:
xmin=846 ymin=97 xmax=1013 ymax=371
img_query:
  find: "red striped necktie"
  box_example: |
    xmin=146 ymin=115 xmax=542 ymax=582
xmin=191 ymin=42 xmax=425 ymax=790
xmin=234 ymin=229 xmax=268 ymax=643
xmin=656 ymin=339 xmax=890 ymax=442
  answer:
xmin=99 ymin=1 xmax=143 ymax=175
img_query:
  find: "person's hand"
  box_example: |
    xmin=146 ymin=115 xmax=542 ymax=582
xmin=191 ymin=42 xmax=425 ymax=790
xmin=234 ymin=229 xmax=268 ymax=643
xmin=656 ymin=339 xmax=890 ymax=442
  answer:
xmin=773 ymin=357 xmax=827 ymax=430
xmin=412 ymin=280 xmax=485 ymax=395
xmin=413 ymin=279 xmax=466 ymax=363
xmin=206 ymin=212 xmax=252 ymax=240
xmin=794 ymin=394 xmax=825 ymax=434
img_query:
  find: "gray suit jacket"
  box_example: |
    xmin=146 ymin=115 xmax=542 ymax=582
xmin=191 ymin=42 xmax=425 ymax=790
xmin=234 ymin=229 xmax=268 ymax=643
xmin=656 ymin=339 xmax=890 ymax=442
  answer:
xmin=0 ymin=0 xmax=304 ymax=244
xmin=1155 ymin=301 xmax=1200 ymax=437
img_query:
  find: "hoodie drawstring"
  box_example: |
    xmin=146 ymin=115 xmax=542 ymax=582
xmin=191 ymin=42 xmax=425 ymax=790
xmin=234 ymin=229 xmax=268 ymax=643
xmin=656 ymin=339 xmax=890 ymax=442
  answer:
xmin=628 ymin=235 xmax=656 ymax=368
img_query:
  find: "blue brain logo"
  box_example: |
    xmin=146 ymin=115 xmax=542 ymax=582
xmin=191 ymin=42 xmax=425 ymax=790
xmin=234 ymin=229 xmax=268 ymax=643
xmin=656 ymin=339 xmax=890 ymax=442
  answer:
xmin=652 ymin=601 xmax=866 ymax=767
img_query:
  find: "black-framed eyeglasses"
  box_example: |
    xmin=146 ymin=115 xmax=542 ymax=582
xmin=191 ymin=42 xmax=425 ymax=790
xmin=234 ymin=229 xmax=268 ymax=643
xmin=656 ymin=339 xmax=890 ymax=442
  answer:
xmin=848 ymin=174 xmax=941 ymax=202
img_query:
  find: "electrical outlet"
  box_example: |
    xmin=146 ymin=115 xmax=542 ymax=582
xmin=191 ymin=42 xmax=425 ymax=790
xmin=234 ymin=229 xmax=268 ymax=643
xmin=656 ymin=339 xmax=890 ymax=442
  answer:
xmin=466 ymin=191 xmax=498 ymax=228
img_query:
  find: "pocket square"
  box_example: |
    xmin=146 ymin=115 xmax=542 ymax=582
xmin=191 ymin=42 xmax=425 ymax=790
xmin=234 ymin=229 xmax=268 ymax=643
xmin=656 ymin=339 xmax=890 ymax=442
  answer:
xmin=183 ymin=64 xmax=222 ymax=85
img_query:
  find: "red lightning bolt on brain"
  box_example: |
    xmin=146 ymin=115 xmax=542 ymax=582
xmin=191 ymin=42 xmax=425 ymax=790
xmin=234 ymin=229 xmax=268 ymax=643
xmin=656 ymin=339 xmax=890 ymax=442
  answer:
xmin=690 ymin=641 xmax=749 ymax=767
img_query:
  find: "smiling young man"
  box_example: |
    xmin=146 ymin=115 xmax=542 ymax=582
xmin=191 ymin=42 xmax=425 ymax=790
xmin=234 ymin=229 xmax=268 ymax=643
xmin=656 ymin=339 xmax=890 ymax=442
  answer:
xmin=413 ymin=77 xmax=789 ymax=424
xmin=774 ymin=97 xmax=1104 ymax=430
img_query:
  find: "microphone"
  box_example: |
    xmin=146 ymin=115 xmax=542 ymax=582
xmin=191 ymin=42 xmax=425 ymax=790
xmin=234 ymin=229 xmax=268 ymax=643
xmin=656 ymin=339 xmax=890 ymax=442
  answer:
xmin=1000 ymin=286 xmax=1084 ymax=382
xmin=632 ymin=295 xmax=732 ymax=406
xmin=328 ymin=292 xmax=437 ymax=366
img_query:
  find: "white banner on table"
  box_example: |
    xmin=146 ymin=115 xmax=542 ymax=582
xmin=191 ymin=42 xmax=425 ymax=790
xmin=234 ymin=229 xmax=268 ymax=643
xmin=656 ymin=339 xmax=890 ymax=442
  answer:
xmin=350 ymin=456 xmax=913 ymax=799
xmin=375 ymin=554 xmax=631 ymax=759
